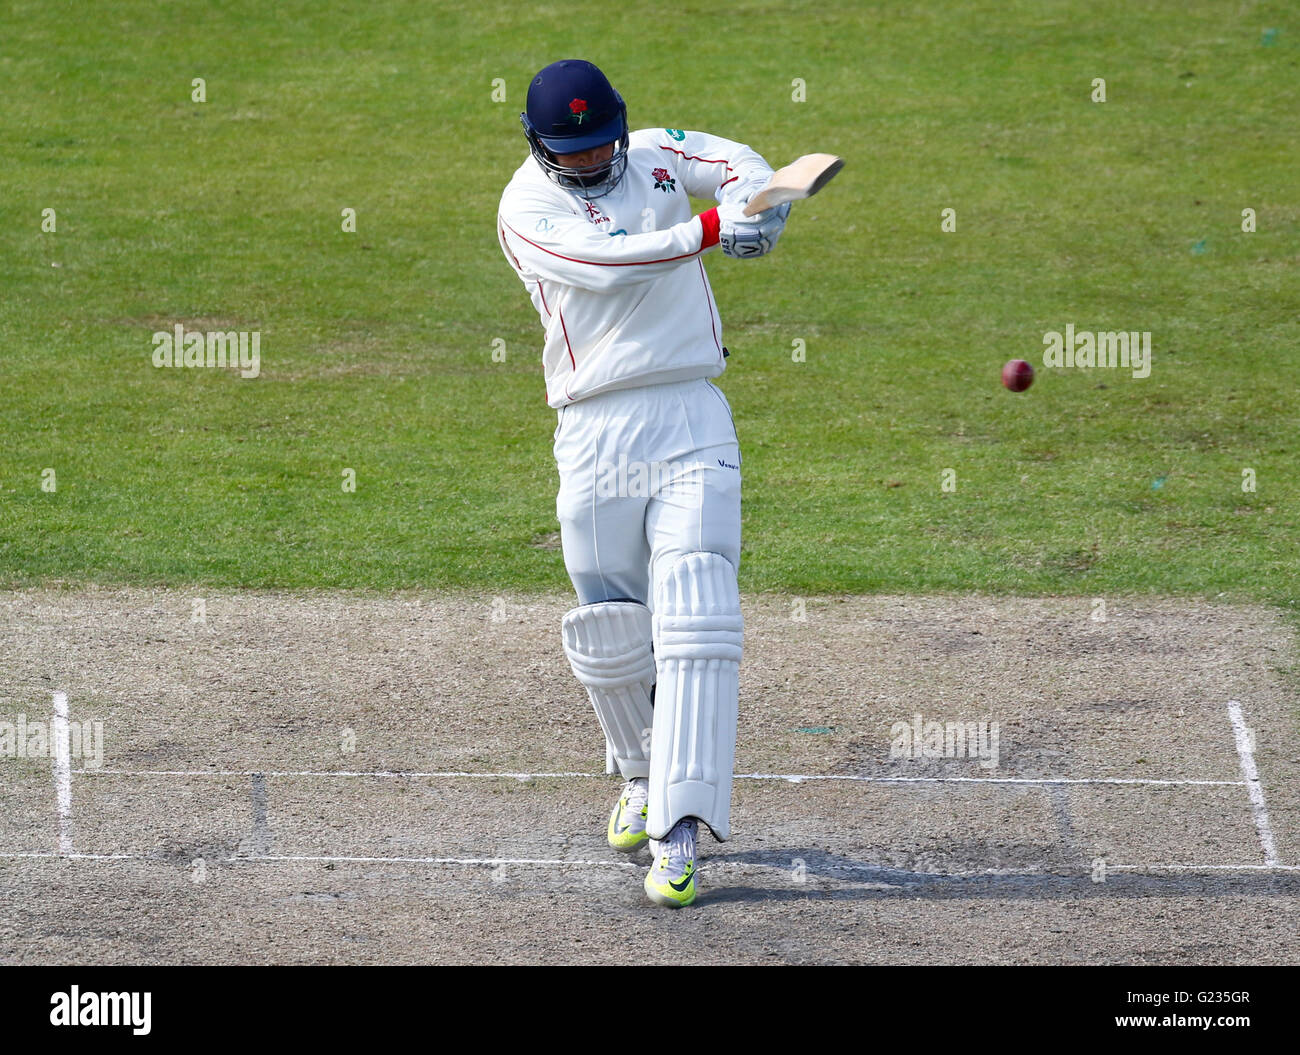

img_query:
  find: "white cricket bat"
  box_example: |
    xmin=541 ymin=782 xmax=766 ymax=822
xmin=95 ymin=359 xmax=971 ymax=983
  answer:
xmin=742 ymin=153 xmax=844 ymax=216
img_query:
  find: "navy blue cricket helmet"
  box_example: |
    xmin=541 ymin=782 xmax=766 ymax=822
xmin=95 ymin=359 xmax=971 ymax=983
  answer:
xmin=521 ymin=60 xmax=629 ymax=198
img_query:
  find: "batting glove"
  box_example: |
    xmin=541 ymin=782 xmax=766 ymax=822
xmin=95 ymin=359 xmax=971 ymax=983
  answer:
xmin=717 ymin=173 xmax=769 ymax=209
xmin=718 ymin=200 xmax=790 ymax=259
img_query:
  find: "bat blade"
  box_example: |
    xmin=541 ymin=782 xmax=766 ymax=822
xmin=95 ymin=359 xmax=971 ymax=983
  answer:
xmin=742 ymin=153 xmax=844 ymax=216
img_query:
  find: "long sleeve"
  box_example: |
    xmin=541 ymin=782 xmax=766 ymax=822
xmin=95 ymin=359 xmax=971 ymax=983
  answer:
xmin=498 ymin=189 xmax=717 ymax=294
xmin=648 ymin=128 xmax=775 ymax=203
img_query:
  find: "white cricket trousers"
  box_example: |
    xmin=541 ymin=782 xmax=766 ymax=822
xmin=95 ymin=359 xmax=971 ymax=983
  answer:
xmin=552 ymin=377 xmax=742 ymax=607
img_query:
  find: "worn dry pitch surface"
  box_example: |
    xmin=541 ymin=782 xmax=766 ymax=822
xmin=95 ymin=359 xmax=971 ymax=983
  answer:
xmin=1 ymin=589 xmax=1297 ymax=965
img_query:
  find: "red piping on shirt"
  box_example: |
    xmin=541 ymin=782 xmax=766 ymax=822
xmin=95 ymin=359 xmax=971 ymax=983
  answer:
xmin=660 ymin=146 xmax=738 ymax=196
xmin=659 ymin=146 xmax=734 ymax=169
xmin=557 ymin=305 xmax=576 ymax=372
xmin=501 ymin=219 xmax=706 ymax=268
xmin=697 ymin=258 xmax=722 ymax=358
xmin=557 ymin=305 xmax=577 ymax=404
xmin=499 ymin=219 xmax=523 ymax=270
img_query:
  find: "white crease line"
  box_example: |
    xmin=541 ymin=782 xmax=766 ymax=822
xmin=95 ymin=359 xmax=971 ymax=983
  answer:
xmin=51 ymin=692 xmax=72 ymax=855
xmin=72 ymin=770 xmax=599 ymax=779
xmin=0 ymin=851 xmax=636 ymax=867
xmin=68 ymin=769 xmax=1245 ymax=787
xmin=222 ymin=857 xmax=1048 ymax=876
xmin=0 ymin=852 xmax=1044 ymax=874
xmin=238 ymin=854 xmax=639 ymax=867
xmin=735 ymin=775 xmax=1243 ymax=786
xmin=1226 ymin=699 xmax=1279 ymax=867
xmin=0 ymin=852 xmax=138 ymax=861
xmin=1 ymin=851 xmax=1295 ymax=875
xmin=1110 ymin=864 xmax=1300 ymax=872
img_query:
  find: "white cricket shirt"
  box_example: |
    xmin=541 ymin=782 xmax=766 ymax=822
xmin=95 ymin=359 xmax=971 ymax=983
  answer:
xmin=497 ymin=128 xmax=773 ymax=408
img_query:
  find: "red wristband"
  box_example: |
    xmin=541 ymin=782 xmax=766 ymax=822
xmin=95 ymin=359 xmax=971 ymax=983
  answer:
xmin=698 ymin=207 xmax=720 ymax=249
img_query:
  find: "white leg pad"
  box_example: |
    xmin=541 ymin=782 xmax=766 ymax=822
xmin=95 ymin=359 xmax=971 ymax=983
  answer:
xmin=562 ymin=601 xmax=654 ymax=780
xmin=648 ymin=552 xmax=743 ymax=841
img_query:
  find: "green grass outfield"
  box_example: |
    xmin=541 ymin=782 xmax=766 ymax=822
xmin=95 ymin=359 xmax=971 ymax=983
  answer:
xmin=1 ymin=0 xmax=1296 ymax=605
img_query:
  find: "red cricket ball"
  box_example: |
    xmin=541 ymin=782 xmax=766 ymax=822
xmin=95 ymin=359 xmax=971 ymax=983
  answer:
xmin=1001 ymin=359 xmax=1034 ymax=392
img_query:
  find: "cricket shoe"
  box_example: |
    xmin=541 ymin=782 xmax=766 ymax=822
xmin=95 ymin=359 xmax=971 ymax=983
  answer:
xmin=607 ymin=777 xmax=650 ymax=853
xmin=644 ymin=817 xmax=698 ymax=908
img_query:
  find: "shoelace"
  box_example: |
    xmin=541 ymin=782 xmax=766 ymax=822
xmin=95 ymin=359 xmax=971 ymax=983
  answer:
xmin=663 ymin=818 xmax=697 ymax=868
xmin=623 ymin=777 xmax=649 ymax=811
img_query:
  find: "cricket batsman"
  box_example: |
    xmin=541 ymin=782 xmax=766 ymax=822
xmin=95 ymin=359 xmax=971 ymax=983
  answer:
xmin=496 ymin=59 xmax=789 ymax=907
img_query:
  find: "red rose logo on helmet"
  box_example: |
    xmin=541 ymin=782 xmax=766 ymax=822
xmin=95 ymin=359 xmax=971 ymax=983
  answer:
xmin=521 ymin=61 xmax=630 ymax=198
xmin=651 ymin=167 xmax=677 ymax=193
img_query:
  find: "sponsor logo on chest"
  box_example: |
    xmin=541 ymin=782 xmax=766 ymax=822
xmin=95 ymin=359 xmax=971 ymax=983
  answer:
xmin=582 ymin=200 xmax=611 ymax=227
